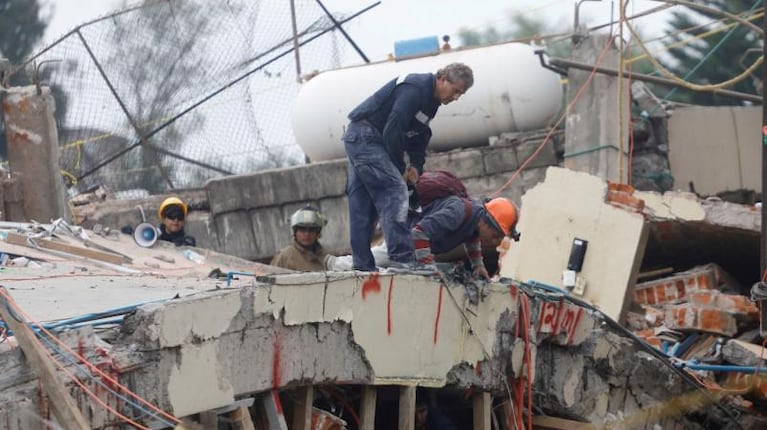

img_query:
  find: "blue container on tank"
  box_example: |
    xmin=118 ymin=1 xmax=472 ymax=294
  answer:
xmin=394 ymin=36 xmax=440 ymax=59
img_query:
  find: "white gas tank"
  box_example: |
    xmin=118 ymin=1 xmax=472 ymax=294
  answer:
xmin=291 ymin=42 xmax=563 ymax=162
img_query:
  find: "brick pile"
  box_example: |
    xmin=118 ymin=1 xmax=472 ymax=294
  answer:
xmin=627 ymin=263 xmax=766 ymax=404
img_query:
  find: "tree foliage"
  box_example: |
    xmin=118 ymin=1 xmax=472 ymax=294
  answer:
xmin=660 ymin=0 xmax=762 ymax=105
xmin=456 ymin=12 xmax=572 ymax=59
xmin=0 ymin=0 xmax=49 ymax=64
xmin=100 ymin=0 xmax=293 ymax=193
xmin=106 ymin=0 xmax=246 ymax=193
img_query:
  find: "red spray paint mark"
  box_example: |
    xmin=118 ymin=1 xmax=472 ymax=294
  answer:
xmin=271 ymin=390 xmax=284 ymax=414
xmin=362 ymin=273 xmax=381 ymax=300
xmin=476 ymin=361 xmax=483 ymax=376
xmin=387 ymin=277 xmax=394 ymax=335
xmin=566 ymin=308 xmax=584 ymax=345
xmin=552 ymin=301 xmax=564 ymax=334
xmin=272 ymin=332 xmax=282 ymax=388
xmin=433 ymin=283 xmax=444 ymax=345
xmin=536 ymin=302 xmax=548 ymax=332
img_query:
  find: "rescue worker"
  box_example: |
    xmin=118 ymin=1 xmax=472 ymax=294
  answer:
xmin=157 ymin=197 xmax=196 ymax=247
xmin=343 ymin=62 xmax=474 ymax=273
xmin=271 ymin=205 xmax=329 ymax=271
xmin=410 ymin=196 xmax=518 ymax=280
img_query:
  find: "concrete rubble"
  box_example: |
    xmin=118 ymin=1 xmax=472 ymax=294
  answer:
xmin=0 ymin=167 xmax=765 ymax=429
xmin=1 ymin=10 xmax=765 ymax=427
xmin=0 ymin=267 xmax=724 ymax=429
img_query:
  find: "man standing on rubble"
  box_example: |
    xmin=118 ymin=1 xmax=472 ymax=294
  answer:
xmin=343 ymin=62 xmax=474 ymax=273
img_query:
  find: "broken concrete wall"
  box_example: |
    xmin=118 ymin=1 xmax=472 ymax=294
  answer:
xmin=564 ymin=34 xmax=630 ymax=184
xmin=202 ymin=140 xmax=554 ymax=260
xmin=71 ymin=138 xmax=556 ymax=261
xmin=116 ymin=273 xmax=524 ymax=416
xmin=668 ymin=106 xmax=760 ymax=197
xmin=639 ymin=191 xmax=760 ymax=287
xmin=534 ymin=333 xmax=696 ymax=427
xmin=500 ymin=167 xmax=648 ymax=322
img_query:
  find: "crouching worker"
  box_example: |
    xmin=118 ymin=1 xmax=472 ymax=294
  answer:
xmin=271 ymin=205 xmax=330 ymax=271
xmin=158 ymin=197 xmax=196 ymax=247
xmin=411 ymin=195 xmax=518 ymax=280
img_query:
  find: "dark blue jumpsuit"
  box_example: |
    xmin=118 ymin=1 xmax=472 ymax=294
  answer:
xmin=343 ymin=73 xmax=440 ymax=271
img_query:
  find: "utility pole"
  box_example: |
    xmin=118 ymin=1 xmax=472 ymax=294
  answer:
xmin=289 ymin=0 xmax=302 ymax=83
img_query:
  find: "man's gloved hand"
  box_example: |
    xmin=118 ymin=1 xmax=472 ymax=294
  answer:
xmin=323 ymin=254 xmax=338 ymax=271
xmin=473 ymin=265 xmax=490 ymax=281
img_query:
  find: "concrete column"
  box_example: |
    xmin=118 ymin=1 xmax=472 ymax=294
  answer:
xmin=2 ymin=178 xmax=25 ymax=221
xmin=564 ymin=34 xmax=630 ymax=183
xmin=2 ymin=85 xmax=68 ymax=222
xmin=398 ymin=386 xmax=416 ymax=430
xmin=291 ymin=386 xmax=314 ymax=430
xmin=359 ymin=386 xmax=377 ymax=429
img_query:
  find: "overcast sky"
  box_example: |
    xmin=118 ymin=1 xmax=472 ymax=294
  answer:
xmin=44 ymin=0 xmax=676 ymax=63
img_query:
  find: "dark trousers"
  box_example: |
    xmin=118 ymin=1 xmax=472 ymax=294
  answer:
xmin=344 ymin=121 xmax=414 ymax=271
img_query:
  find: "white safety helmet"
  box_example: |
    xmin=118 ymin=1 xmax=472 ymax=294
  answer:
xmin=290 ymin=205 xmax=326 ymax=234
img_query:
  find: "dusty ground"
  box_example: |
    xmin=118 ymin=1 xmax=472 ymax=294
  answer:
xmin=0 ymin=228 xmax=275 ymax=322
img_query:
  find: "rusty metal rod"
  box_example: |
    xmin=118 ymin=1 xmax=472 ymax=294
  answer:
xmin=549 ymin=57 xmax=761 ymax=103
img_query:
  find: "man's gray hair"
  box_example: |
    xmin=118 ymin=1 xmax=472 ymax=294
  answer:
xmin=437 ymin=62 xmax=474 ymax=89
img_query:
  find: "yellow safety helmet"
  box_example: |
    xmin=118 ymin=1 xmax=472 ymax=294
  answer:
xmin=484 ymin=197 xmax=518 ymax=236
xmin=158 ymin=197 xmax=188 ymax=220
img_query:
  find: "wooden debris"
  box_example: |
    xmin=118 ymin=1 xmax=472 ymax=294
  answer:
xmin=4 ymin=232 xmax=125 ymax=265
xmin=0 ymin=287 xmax=90 ymax=430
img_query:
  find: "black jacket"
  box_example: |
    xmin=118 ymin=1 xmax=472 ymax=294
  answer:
xmin=159 ymin=225 xmax=196 ymax=247
xmin=347 ymin=73 xmax=439 ymax=174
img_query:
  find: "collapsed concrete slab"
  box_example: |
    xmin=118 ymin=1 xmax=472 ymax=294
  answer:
xmin=3 ymin=167 xmax=762 ymax=428
xmin=0 ymin=270 xmax=732 ymax=429
xmin=116 ymin=273 xmax=522 ymax=417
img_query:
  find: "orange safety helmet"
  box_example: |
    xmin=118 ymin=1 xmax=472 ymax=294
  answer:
xmin=158 ymin=197 xmax=188 ymax=220
xmin=484 ymin=197 xmax=518 ymax=236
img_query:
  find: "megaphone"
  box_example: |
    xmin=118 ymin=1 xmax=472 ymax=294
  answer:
xmin=133 ymin=222 xmax=159 ymax=247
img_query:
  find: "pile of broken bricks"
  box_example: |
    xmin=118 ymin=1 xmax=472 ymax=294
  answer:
xmin=627 ymin=263 xmax=767 ymax=406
